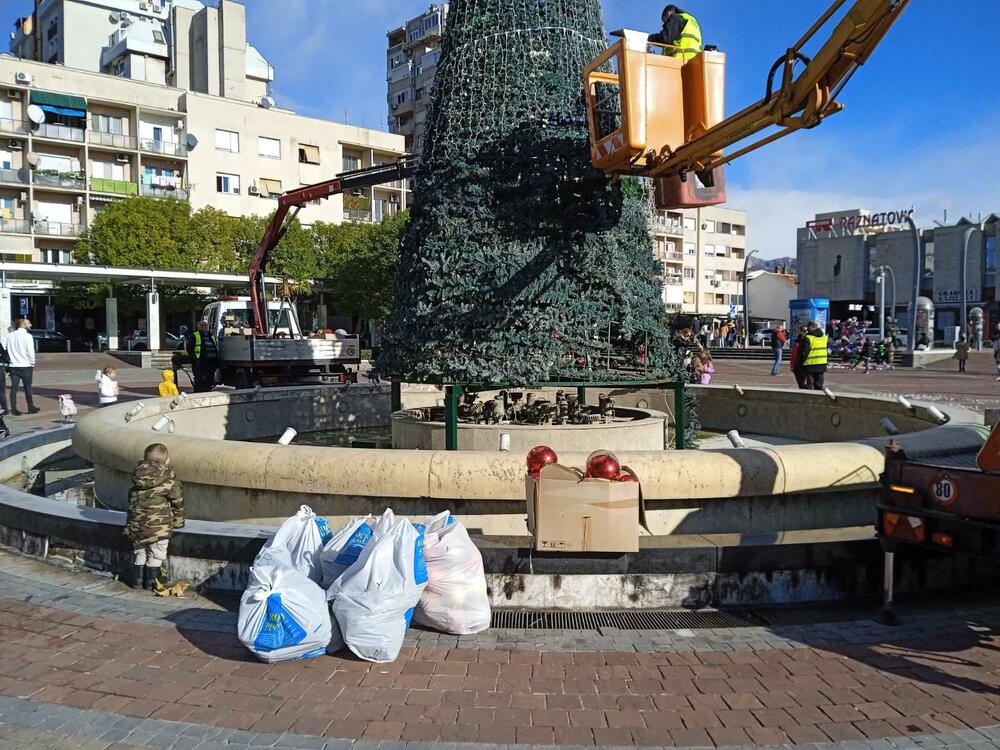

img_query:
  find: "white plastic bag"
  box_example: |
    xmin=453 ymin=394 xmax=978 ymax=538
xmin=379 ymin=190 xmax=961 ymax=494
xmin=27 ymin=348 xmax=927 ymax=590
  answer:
xmin=238 ymin=565 xmax=334 ymax=663
xmin=255 ymin=505 xmax=333 ymax=583
xmin=318 ymin=509 xmax=396 ymax=588
xmin=414 ymin=511 xmax=491 ymax=635
xmin=329 ymin=517 xmax=428 ymax=663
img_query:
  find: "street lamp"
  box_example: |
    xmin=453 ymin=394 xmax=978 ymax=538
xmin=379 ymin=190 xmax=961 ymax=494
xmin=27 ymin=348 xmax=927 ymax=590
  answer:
xmin=960 ymin=225 xmax=979 ymax=345
xmin=876 ymin=264 xmax=898 ymax=341
xmin=904 ymin=214 xmax=921 ymax=354
xmin=742 ymin=249 xmax=759 ymax=348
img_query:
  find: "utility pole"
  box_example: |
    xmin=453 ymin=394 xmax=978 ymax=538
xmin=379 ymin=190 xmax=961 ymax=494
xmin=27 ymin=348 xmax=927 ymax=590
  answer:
xmin=742 ymin=249 xmax=759 ymax=348
xmin=905 ymin=214 xmax=921 ymax=354
xmin=877 ymin=267 xmax=886 ymax=341
xmin=960 ymin=225 xmax=978 ymax=346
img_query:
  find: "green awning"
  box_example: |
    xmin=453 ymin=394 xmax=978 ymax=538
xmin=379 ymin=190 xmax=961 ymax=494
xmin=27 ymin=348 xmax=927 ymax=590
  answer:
xmin=30 ymin=90 xmax=88 ymax=115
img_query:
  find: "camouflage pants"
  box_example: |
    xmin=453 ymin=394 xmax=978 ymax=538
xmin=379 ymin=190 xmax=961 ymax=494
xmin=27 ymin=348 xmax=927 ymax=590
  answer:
xmin=133 ymin=539 xmax=169 ymax=568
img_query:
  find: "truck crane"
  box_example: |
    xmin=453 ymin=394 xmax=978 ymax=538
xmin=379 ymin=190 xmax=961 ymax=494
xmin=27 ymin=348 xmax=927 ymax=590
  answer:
xmin=224 ymin=0 xmax=907 ymax=387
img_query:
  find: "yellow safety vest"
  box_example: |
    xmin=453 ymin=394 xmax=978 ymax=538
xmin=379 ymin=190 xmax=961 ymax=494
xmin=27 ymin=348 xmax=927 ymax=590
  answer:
xmin=673 ymin=12 xmax=703 ymax=61
xmin=802 ymin=333 xmax=829 ymax=367
xmin=192 ymin=331 xmax=217 ymax=359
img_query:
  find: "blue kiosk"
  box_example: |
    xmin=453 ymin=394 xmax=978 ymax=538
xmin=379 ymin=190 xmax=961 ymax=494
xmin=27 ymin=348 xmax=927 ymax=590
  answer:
xmin=789 ymin=298 xmax=830 ymax=331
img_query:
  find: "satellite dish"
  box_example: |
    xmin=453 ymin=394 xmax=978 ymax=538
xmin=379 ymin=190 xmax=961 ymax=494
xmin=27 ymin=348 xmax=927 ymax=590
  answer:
xmin=185 ymin=133 xmax=199 ymax=150
xmin=25 ymin=153 xmax=40 ymax=169
xmin=26 ymin=105 xmax=45 ymax=125
xmin=259 ymin=95 xmax=275 ymax=110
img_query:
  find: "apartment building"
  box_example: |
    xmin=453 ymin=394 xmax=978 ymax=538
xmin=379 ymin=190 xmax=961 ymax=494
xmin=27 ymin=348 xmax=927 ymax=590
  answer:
xmin=1 ymin=0 xmax=407 ymax=265
xmin=651 ymin=205 xmax=748 ymax=316
xmin=386 ymin=4 xmax=448 ymax=154
xmin=11 ymin=0 xmax=273 ymax=103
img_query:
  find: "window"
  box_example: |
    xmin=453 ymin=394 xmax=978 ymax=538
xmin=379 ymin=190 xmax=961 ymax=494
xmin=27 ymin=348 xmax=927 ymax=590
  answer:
xmin=683 ymin=268 xmax=695 ymax=279
xmin=0 ymin=149 xmax=11 ymax=170
xmin=684 ymin=216 xmax=696 ymax=230
xmin=92 ymin=161 xmax=125 ymax=181
xmin=93 ymin=114 xmax=124 ymax=134
xmin=258 ymin=178 xmax=282 ymax=198
xmin=390 ymin=53 xmax=406 ymax=69
xmin=216 ymin=172 xmax=240 ymax=194
xmin=152 ymin=126 xmax=163 ymax=143
xmin=719 ymin=222 xmax=732 ymax=234
xmin=683 ymin=292 xmax=695 ymax=305
xmin=425 ymin=14 xmax=439 ymax=30
xmin=41 ymin=248 xmax=72 ymax=264
xmin=215 ymin=129 xmax=239 ymax=153
xmin=152 ymin=30 xmax=165 ymax=44
xmin=716 ymin=245 xmax=727 ymax=257
xmin=0 ymin=100 xmax=12 ymax=121
xmin=409 ymin=29 xmax=420 ymax=42
xmin=415 ymin=87 xmax=425 ymax=101
xmin=144 ymin=166 xmax=178 ymax=186
xmin=703 ymin=219 xmax=716 ymax=233
xmin=342 ymin=154 xmax=361 ymax=172
xmin=703 ymin=270 xmax=715 ymax=280
xmin=37 ymin=154 xmax=75 ymax=172
xmin=113 ymin=60 xmax=127 ymax=77
xmin=704 ymin=293 xmax=716 ymax=305
xmin=298 ymin=144 xmax=320 ymax=165
xmin=394 ymin=90 xmax=410 ymax=106
xmin=704 ymin=244 xmax=715 ymax=256
xmin=0 ymin=196 xmax=14 ymax=219
xmin=733 ymin=224 xmax=746 ymax=236
xmin=684 ymin=242 xmax=696 ymax=255
xmin=258 ymin=136 xmax=281 ymax=159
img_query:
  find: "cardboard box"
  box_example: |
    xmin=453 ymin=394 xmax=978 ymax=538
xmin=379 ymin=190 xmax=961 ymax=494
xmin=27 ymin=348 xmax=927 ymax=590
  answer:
xmin=527 ymin=463 xmax=641 ymax=552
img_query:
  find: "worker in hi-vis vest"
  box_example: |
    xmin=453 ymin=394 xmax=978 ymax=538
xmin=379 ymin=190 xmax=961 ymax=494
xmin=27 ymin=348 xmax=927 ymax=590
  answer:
xmin=650 ymin=4 xmax=703 ymax=62
xmin=186 ymin=320 xmax=219 ymax=393
xmin=799 ymin=321 xmax=830 ymax=391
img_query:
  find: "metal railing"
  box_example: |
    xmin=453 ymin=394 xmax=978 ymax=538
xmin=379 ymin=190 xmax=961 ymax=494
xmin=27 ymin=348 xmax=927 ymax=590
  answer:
xmin=653 ymin=220 xmax=685 ymax=236
xmin=0 ymin=218 xmax=30 ymax=234
xmin=34 ymin=220 xmax=84 ymax=237
xmin=0 ymin=118 xmax=27 ymax=135
xmin=0 ymin=168 xmax=29 ymax=185
xmin=88 ymin=130 xmax=137 ymax=150
xmin=90 ymin=177 xmax=138 ymax=196
xmin=345 ymin=209 xmax=372 ymax=222
xmin=33 ymin=171 xmax=86 ymax=190
xmin=658 ymin=251 xmax=684 ymax=262
xmin=35 ymin=122 xmax=85 ymax=143
xmin=663 ymin=276 xmax=684 ymax=286
xmin=140 ymin=183 xmax=188 ymax=200
xmin=139 ymin=139 xmax=186 ymax=156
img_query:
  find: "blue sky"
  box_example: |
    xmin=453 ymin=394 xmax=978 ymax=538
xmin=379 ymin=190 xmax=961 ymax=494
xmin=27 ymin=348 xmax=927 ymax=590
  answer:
xmin=4 ymin=0 xmax=1000 ymax=257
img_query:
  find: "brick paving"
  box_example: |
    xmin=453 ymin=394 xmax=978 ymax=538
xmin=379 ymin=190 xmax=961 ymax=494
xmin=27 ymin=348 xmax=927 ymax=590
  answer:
xmin=3 ymin=554 xmax=1000 ymax=747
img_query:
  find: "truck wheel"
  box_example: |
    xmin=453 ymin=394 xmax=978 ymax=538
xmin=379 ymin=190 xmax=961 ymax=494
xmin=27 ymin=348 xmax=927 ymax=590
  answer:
xmin=234 ymin=370 xmax=251 ymax=390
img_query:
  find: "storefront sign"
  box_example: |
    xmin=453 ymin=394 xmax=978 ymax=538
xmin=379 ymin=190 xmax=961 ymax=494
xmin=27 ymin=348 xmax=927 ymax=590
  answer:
xmin=18 ymin=297 xmax=28 ymax=316
xmin=840 ymin=209 xmax=914 ymax=232
xmin=935 ymin=288 xmax=980 ymax=304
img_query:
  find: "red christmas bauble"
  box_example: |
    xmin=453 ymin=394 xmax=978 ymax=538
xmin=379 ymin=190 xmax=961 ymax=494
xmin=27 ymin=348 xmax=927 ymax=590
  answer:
xmin=618 ymin=473 xmax=638 ymax=483
xmin=585 ymin=452 xmax=621 ymax=480
xmin=526 ymin=445 xmax=558 ymax=477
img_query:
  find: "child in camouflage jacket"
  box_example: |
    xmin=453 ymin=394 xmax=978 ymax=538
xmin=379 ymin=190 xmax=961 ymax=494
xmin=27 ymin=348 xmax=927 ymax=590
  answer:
xmin=124 ymin=443 xmax=185 ymax=591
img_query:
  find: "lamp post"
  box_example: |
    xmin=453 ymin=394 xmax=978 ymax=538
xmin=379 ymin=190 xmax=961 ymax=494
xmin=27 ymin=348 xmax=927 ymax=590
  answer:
xmin=877 ymin=267 xmax=886 ymax=341
xmin=883 ymin=264 xmax=897 ymax=324
xmin=960 ymin=225 xmax=978 ymax=345
xmin=742 ymin=249 xmax=759 ymax=348
xmin=904 ymin=214 xmax=921 ymax=354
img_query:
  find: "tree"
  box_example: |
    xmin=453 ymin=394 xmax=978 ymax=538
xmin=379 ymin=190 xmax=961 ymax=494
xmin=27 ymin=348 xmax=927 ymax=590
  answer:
xmin=315 ymin=211 xmax=409 ymax=323
xmin=76 ymin=197 xmax=194 ymax=269
xmin=378 ymin=0 xmax=689 ymax=395
xmin=230 ymin=214 xmax=318 ymax=290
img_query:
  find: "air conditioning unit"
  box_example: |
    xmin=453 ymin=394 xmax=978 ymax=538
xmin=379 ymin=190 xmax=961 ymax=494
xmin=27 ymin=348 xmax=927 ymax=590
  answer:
xmin=8 ymin=139 xmax=23 ymax=150
xmin=389 ymin=194 xmax=399 ymax=203
xmin=115 ymin=153 xmax=129 ymax=163
xmin=247 ymin=185 xmax=260 ymax=196
xmin=138 ymin=1 xmax=149 ymax=10
xmin=702 ymin=223 xmax=708 ymax=230
xmin=711 ymin=280 xmax=721 ymax=287
xmin=14 ymin=72 xmax=32 ymax=85
xmin=6 ymin=89 xmax=20 ymax=98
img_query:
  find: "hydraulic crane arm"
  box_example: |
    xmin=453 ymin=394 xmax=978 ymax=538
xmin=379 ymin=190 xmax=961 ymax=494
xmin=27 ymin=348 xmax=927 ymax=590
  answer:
xmin=249 ymin=155 xmax=420 ymax=335
xmin=648 ymin=0 xmax=909 ymax=178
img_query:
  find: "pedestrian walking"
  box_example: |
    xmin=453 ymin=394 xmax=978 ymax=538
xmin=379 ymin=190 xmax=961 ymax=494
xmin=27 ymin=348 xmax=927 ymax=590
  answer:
xmin=6 ymin=319 xmax=39 ymax=415
xmin=954 ymin=338 xmax=970 ymax=373
xmin=799 ymin=320 xmax=829 ymax=390
xmin=790 ymin=325 xmax=808 ymax=389
xmin=95 ymin=366 xmax=119 ymax=405
xmin=769 ymin=323 xmax=788 ymax=376
xmin=123 ymin=443 xmax=185 ymax=591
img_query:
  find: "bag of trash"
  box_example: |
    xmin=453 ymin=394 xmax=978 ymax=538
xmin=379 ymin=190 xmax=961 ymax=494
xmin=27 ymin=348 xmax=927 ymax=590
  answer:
xmin=238 ymin=565 xmax=333 ymax=663
xmin=318 ymin=509 xmax=396 ymax=588
xmin=414 ymin=511 xmax=491 ymax=635
xmin=329 ymin=516 xmax=427 ymax=663
xmin=255 ymin=505 xmax=333 ymax=583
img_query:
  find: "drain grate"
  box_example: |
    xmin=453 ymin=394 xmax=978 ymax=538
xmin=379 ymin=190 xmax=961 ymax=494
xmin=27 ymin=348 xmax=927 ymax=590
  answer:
xmin=490 ymin=608 xmax=768 ymax=631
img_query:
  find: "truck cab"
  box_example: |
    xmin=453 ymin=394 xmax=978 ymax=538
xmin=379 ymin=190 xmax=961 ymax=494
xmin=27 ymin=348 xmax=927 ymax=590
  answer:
xmin=201 ymin=298 xmax=300 ymax=339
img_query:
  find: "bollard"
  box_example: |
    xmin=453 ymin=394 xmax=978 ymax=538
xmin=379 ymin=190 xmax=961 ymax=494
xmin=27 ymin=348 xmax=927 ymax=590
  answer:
xmin=895 ymin=395 xmax=913 ymax=411
xmin=727 ymin=430 xmax=747 ymax=448
xmin=880 ymin=417 xmax=899 ymax=435
xmin=151 ymin=416 xmax=172 ymax=432
xmin=499 ymin=433 xmax=511 ymax=452
xmin=277 ymin=427 xmax=297 ymax=446
xmin=124 ymin=403 xmax=145 ymax=423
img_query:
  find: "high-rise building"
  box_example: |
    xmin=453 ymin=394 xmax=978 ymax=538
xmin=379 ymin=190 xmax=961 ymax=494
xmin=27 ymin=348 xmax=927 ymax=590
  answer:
xmin=386 ymin=4 xmax=448 ymax=154
xmin=651 ymin=205 xmax=748 ymax=316
xmin=11 ymin=0 xmax=273 ymax=104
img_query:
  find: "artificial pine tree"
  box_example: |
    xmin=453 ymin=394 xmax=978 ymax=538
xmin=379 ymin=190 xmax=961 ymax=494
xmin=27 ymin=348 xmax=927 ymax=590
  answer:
xmin=379 ymin=0 xmax=697 ymax=438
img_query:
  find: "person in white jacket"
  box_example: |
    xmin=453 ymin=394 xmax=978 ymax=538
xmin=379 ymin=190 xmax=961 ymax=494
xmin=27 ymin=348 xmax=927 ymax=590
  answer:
xmin=95 ymin=366 xmax=119 ymax=405
xmin=6 ymin=319 xmax=39 ymax=416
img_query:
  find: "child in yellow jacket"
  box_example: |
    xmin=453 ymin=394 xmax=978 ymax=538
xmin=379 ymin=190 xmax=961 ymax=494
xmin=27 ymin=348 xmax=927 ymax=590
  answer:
xmin=158 ymin=370 xmax=180 ymax=398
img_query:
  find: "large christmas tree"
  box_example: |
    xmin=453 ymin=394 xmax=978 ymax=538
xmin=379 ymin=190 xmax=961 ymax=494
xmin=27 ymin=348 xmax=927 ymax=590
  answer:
xmin=379 ymin=0 xmax=689 ymax=403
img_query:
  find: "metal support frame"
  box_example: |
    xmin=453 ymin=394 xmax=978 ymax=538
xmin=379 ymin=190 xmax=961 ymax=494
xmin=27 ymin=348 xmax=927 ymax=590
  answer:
xmin=875 ymin=547 xmax=899 ymax=625
xmin=434 ymin=380 xmax=688 ymax=452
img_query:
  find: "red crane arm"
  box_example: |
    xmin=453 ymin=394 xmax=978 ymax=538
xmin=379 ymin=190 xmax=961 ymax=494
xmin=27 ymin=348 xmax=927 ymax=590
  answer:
xmin=248 ymin=156 xmax=420 ymax=334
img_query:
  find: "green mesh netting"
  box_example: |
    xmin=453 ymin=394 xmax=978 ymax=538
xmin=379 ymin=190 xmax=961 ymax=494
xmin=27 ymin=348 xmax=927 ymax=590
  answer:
xmin=378 ymin=0 xmax=697 ymax=438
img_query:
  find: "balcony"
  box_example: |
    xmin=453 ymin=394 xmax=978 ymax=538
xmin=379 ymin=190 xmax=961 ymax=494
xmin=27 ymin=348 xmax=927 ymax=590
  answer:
xmin=91 ymin=177 xmax=138 ymax=196
xmin=0 ymin=118 xmax=27 ymax=136
xmin=345 ymin=209 xmax=372 ymax=222
xmin=35 ymin=122 xmax=85 ymax=143
xmin=34 ymin=171 xmax=86 ymax=190
xmin=0 ymin=218 xmax=30 ymax=234
xmin=663 ymin=276 xmax=684 ymax=286
xmin=141 ymin=183 xmax=188 ymax=200
xmin=653 ymin=220 xmax=685 ymax=237
xmin=0 ymin=168 xmax=29 ymax=186
xmin=140 ymin=139 xmax=186 ymax=157
xmin=88 ymin=130 xmax=138 ymax=150
xmin=34 ymin=220 xmax=84 ymax=237
xmin=658 ymin=251 xmax=684 ymax=263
